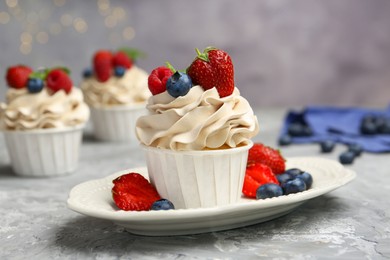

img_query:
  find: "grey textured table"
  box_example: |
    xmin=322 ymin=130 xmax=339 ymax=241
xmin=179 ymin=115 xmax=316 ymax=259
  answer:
xmin=1 ymin=108 xmax=389 ymax=259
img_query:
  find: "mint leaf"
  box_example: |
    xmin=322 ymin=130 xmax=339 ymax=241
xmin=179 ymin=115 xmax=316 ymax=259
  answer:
xmin=118 ymin=47 xmax=147 ymax=62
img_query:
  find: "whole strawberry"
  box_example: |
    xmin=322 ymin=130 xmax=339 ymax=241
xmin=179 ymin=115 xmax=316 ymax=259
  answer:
xmin=247 ymin=143 xmax=286 ymax=174
xmin=46 ymin=69 xmax=73 ymax=94
xmin=6 ymin=65 xmax=33 ymax=89
xmin=148 ymin=66 xmax=173 ymax=95
xmin=93 ymin=50 xmax=113 ymax=82
xmin=242 ymin=163 xmax=279 ymax=198
xmin=112 ymin=172 xmax=161 ymax=211
xmin=187 ymin=47 xmax=234 ymax=97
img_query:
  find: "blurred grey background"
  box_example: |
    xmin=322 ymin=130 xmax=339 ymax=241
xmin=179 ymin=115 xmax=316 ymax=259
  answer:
xmin=0 ymin=0 xmax=389 ymax=108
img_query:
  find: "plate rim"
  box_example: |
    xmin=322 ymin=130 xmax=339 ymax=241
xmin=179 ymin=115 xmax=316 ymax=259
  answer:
xmin=67 ymin=156 xmax=356 ymax=222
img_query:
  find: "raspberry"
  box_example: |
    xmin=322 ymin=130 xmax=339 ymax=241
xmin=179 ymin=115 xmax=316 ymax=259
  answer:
xmin=112 ymin=51 xmax=132 ymax=69
xmin=242 ymin=163 xmax=279 ymax=198
xmin=6 ymin=65 xmax=33 ymax=89
xmin=46 ymin=69 xmax=73 ymax=94
xmin=148 ymin=66 xmax=173 ymax=95
xmin=112 ymin=172 xmax=161 ymax=211
xmin=93 ymin=50 xmax=113 ymax=82
xmin=247 ymin=143 xmax=286 ymax=174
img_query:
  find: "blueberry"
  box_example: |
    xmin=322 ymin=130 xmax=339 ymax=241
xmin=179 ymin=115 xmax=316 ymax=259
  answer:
xmin=378 ymin=118 xmax=390 ymax=134
xmin=82 ymin=68 xmax=93 ymax=78
xmin=284 ymin=168 xmax=303 ymax=178
xmin=288 ymin=123 xmax=305 ymax=137
xmin=27 ymin=78 xmax=44 ymax=93
xmin=166 ymin=71 xmax=192 ymax=98
xmin=256 ymin=183 xmax=283 ymax=199
xmin=150 ymin=199 xmax=175 ymax=210
xmin=288 ymin=123 xmax=313 ymax=137
xmin=339 ymin=151 xmax=355 ymax=165
xmin=297 ymin=172 xmax=313 ymax=189
xmin=283 ymin=178 xmax=307 ymax=195
xmin=320 ymin=140 xmax=335 ymax=153
xmin=360 ymin=115 xmax=379 ymax=135
xmin=278 ymin=135 xmax=292 ymax=146
xmin=277 ymin=172 xmax=294 ymax=186
xmin=302 ymin=125 xmax=313 ymax=136
xmin=348 ymin=143 xmax=363 ymax=157
xmin=114 ymin=66 xmax=126 ymax=77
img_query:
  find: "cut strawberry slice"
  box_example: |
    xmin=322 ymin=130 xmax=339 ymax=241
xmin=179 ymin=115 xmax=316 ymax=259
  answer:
xmin=242 ymin=163 xmax=279 ymax=198
xmin=112 ymin=172 xmax=161 ymax=211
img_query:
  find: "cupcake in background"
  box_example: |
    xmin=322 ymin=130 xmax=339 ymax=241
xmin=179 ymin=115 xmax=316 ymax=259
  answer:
xmin=81 ymin=48 xmax=150 ymax=142
xmin=136 ymin=47 xmax=259 ymax=209
xmin=0 ymin=65 xmax=90 ymax=177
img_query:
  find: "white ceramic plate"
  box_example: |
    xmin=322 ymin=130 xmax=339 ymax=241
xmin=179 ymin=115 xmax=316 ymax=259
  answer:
xmin=67 ymin=157 xmax=356 ymax=236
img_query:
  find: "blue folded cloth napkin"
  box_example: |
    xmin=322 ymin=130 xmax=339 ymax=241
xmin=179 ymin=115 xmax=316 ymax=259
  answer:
xmin=280 ymin=106 xmax=390 ymax=153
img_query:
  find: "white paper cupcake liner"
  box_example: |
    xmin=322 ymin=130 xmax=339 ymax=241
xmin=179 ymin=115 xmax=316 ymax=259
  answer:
xmin=142 ymin=141 xmax=253 ymax=209
xmin=90 ymin=104 xmax=147 ymax=142
xmin=3 ymin=125 xmax=84 ymax=177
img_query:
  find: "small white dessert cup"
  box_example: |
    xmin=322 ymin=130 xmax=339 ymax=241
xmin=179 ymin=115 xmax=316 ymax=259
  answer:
xmin=90 ymin=104 xmax=147 ymax=142
xmin=2 ymin=124 xmax=84 ymax=177
xmin=141 ymin=141 xmax=253 ymax=209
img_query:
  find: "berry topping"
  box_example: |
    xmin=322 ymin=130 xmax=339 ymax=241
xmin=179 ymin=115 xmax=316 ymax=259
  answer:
xmin=256 ymin=183 xmax=283 ymax=200
xmin=242 ymin=163 xmax=279 ymax=198
xmin=148 ymin=66 xmax=173 ymax=95
xmin=247 ymin=143 xmax=286 ymax=174
xmin=114 ymin=66 xmax=126 ymax=77
xmin=284 ymin=168 xmax=303 ymax=178
xmin=46 ymin=69 xmax=73 ymax=94
xmin=320 ymin=140 xmax=336 ymax=153
xmin=27 ymin=78 xmax=44 ymax=93
xmin=339 ymin=151 xmax=355 ymax=165
xmin=288 ymin=122 xmax=313 ymax=137
xmin=348 ymin=143 xmax=363 ymax=157
xmin=150 ymin=199 xmax=175 ymax=210
xmin=166 ymin=71 xmax=193 ymax=98
xmin=93 ymin=50 xmax=113 ymax=82
xmin=82 ymin=68 xmax=93 ymax=78
xmin=113 ymin=51 xmax=133 ymax=69
xmin=187 ymin=47 xmax=234 ymax=97
xmin=278 ymin=135 xmax=292 ymax=146
xmin=6 ymin=65 xmax=33 ymax=89
xmin=112 ymin=172 xmax=161 ymax=211
xmin=283 ymin=178 xmax=307 ymax=195
xmin=296 ymin=171 xmax=313 ymax=189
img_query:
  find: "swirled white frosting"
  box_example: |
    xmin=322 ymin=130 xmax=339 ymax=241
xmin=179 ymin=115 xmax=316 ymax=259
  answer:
xmin=136 ymin=86 xmax=259 ymax=151
xmin=0 ymin=87 xmax=90 ymax=130
xmin=81 ymin=66 xmax=150 ymax=107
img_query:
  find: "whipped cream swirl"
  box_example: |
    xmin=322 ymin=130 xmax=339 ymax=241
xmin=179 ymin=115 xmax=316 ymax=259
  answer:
xmin=81 ymin=66 xmax=150 ymax=107
xmin=136 ymin=86 xmax=259 ymax=151
xmin=0 ymin=87 xmax=90 ymax=130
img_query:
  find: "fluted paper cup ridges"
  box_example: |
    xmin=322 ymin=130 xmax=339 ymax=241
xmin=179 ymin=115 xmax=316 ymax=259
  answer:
xmin=3 ymin=125 xmax=84 ymax=177
xmin=90 ymin=105 xmax=146 ymax=142
xmin=142 ymin=141 xmax=253 ymax=209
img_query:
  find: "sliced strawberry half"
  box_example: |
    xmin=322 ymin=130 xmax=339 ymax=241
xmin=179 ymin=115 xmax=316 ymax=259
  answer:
xmin=242 ymin=163 xmax=279 ymax=198
xmin=112 ymin=172 xmax=161 ymax=211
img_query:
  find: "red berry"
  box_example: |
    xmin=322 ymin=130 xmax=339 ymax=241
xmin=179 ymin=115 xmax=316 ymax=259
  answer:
xmin=46 ymin=69 xmax=73 ymax=94
xmin=112 ymin=172 xmax=161 ymax=211
xmin=247 ymin=143 xmax=286 ymax=174
xmin=112 ymin=51 xmax=133 ymax=69
xmin=148 ymin=66 xmax=173 ymax=95
xmin=5 ymin=65 xmax=33 ymax=89
xmin=187 ymin=47 xmax=234 ymax=97
xmin=93 ymin=50 xmax=113 ymax=82
xmin=242 ymin=163 xmax=279 ymax=198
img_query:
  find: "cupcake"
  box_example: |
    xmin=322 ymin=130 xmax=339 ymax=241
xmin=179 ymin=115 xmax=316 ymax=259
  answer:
xmin=81 ymin=48 xmax=150 ymax=142
xmin=0 ymin=65 xmax=90 ymax=177
xmin=136 ymin=47 xmax=259 ymax=209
